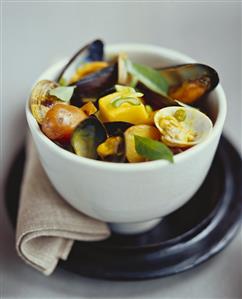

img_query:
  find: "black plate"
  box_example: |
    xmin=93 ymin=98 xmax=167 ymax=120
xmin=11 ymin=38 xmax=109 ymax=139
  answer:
xmin=4 ymin=136 xmax=242 ymax=280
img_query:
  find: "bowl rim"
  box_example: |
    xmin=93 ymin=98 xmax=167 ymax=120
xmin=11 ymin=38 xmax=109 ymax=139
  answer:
xmin=26 ymin=43 xmax=227 ymax=172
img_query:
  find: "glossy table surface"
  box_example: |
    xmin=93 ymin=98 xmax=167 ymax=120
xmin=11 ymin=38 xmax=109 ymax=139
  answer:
xmin=1 ymin=1 xmax=241 ymax=298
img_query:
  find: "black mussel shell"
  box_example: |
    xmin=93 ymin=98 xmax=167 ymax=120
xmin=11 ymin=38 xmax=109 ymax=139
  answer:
xmin=70 ymin=63 xmax=118 ymax=105
xmin=57 ymin=39 xmax=104 ymax=84
xmin=97 ymin=86 xmax=116 ymax=99
xmin=55 ymin=140 xmax=74 ymax=153
xmin=86 ymin=39 xmax=104 ymax=61
xmin=71 ymin=115 xmax=107 ymax=159
xmin=104 ymin=121 xmax=133 ymax=137
xmin=70 ymin=97 xmax=97 ymax=108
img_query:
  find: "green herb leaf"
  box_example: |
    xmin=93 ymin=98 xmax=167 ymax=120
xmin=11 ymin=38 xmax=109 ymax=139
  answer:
xmin=112 ymin=97 xmax=141 ymax=107
xmin=49 ymin=86 xmax=75 ymax=102
xmin=134 ymin=135 xmax=174 ymax=163
xmin=126 ymin=59 xmax=168 ymax=96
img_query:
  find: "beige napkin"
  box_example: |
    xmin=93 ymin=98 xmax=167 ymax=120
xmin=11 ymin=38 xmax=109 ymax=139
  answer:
xmin=16 ymin=136 xmax=111 ymax=275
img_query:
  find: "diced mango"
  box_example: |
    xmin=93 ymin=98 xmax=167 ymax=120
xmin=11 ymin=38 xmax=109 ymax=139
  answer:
xmin=99 ymin=91 xmax=149 ymax=124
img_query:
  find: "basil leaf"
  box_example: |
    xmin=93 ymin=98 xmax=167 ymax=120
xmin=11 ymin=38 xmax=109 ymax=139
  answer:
xmin=49 ymin=86 xmax=75 ymax=102
xmin=126 ymin=59 xmax=168 ymax=96
xmin=134 ymin=135 xmax=174 ymax=163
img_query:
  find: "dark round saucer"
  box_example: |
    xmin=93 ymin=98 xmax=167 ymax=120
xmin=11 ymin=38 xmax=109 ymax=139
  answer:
xmin=4 ymin=136 xmax=242 ymax=280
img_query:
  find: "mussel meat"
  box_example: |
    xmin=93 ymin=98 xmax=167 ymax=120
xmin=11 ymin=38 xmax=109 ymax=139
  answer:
xmin=96 ymin=121 xmax=132 ymax=162
xmin=154 ymin=106 xmax=213 ymax=148
xmin=97 ymin=136 xmax=126 ymax=162
xmin=29 ymin=80 xmax=59 ymax=124
xmin=71 ymin=115 xmax=107 ymax=159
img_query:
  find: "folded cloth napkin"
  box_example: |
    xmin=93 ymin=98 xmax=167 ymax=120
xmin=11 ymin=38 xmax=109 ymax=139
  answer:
xmin=16 ymin=136 xmax=111 ymax=275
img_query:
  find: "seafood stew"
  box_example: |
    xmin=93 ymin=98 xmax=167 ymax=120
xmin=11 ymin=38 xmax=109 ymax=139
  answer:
xmin=29 ymin=40 xmax=218 ymax=163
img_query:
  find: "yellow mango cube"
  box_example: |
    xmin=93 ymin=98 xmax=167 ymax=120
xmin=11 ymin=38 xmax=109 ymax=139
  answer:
xmin=99 ymin=91 xmax=149 ymax=124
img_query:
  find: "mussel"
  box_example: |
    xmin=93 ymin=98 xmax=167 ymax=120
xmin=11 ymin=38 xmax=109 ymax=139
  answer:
xmin=137 ymin=63 xmax=219 ymax=110
xmin=57 ymin=39 xmax=105 ymax=84
xmin=56 ymin=39 xmax=118 ymax=107
xmin=160 ymin=64 xmax=219 ymax=102
xmin=71 ymin=115 xmax=107 ymax=159
xmin=29 ymin=80 xmax=59 ymax=124
xmin=154 ymin=106 xmax=213 ymax=148
xmin=92 ymin=121 xmax=132 ymax=162
xmin=70 ymin=63 xmax=118 ymax=101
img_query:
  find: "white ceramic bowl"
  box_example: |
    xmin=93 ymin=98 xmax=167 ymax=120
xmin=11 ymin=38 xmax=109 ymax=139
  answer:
xmin=26 ymin=44 xmax=227 ymax=234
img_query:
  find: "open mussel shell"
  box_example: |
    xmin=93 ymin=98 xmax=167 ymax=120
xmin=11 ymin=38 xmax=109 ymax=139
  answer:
xmin=160 ymin=63 xmax=219 ymax=104
xmin=138 ymin=63 xmax=219 ymax=110
xmin=57 ymin=39 xmax=104 ymax=84
xmin=154 ymin=106 xmax=213 ymax=148
xmin=95 ymin=121 xmax=132 ymax=162
xmin=70 ymin=63 xmax=118 ymax=106
xmin=159 ymin=63 xmax=219 ymax=87
xmin=159 ymin=63 xmax=219 ymax=103
xmin=104 ymin=121 xmax=133 ymax=136
xmin=71 ymin=115 xmax=107 ymax=159
xmin=29 ymin=80 xmax=59 ymax=124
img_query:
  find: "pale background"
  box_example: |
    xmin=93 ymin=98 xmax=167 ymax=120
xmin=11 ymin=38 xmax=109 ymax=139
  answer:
xmin=1 ymin=1 xmax=241 ymax=298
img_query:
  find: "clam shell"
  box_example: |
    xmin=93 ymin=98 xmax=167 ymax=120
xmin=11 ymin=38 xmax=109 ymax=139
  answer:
xmin=154 ymin=106 xmax=213 ymax=147
xmin=29 ymin=80 xmax=59 ymax=124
